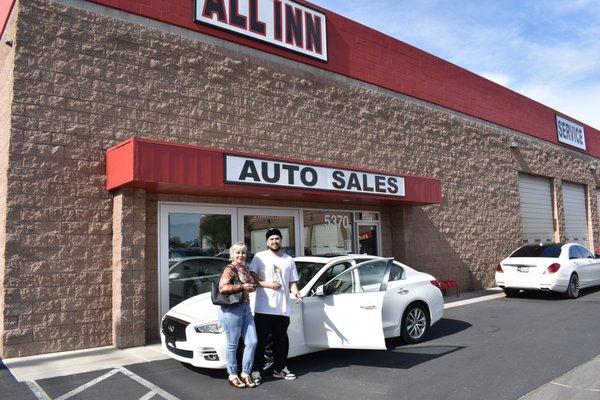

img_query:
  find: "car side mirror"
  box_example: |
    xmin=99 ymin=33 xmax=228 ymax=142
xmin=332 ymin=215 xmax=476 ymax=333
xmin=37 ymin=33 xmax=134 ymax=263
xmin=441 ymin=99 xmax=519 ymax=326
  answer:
xmin=315 ymin=285 xmax=325 ymax=296
xmin=169 ymin=272 xmax=181 ymax=281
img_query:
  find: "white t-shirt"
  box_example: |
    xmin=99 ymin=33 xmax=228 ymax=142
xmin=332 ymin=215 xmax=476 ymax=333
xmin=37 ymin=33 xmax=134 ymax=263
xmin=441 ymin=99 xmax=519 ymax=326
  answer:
xmin=250 ymin=250 xmax=299 ymax=317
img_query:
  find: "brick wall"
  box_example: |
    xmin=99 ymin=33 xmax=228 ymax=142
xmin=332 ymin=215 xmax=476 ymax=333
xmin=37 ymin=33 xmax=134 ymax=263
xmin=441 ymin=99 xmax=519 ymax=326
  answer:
xmin=112 ymin=187 xmax=145 ymax=347
xmin=87 ymin=0 xmax=600 ymax=158
xmin=0 ymin=0 xmax=18 ymax=358
xmin=2 ymin=0 xmax=599 ymax=356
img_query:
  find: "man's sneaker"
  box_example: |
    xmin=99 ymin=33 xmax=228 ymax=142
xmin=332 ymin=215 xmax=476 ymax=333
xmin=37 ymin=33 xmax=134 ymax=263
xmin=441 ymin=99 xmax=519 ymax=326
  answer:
xmin=251 ymin=371 xmax=261 ymax=386
xmin=273 ymin=367 xmax=296 ymax=380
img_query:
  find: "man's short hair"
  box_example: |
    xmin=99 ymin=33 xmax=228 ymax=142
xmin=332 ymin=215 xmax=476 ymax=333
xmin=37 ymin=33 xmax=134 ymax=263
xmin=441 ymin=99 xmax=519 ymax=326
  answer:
xmin=265 ymin=228 xmax=282 ymax=240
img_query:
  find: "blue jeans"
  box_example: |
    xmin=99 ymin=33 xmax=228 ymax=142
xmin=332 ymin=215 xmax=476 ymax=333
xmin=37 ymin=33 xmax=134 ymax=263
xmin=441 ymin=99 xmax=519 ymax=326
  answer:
xmin=218 ymin=303 xmax=257 ymax=375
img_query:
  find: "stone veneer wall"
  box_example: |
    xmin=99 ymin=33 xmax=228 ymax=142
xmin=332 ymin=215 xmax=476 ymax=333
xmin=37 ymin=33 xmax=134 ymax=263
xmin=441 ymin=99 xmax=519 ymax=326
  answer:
xmin=112 ymin=188 xmax=146 ymax=348
xmin=0 ymin=0 xmax=19 ymax=358
xmin=2 ymin=0 xmax=599 ymax=356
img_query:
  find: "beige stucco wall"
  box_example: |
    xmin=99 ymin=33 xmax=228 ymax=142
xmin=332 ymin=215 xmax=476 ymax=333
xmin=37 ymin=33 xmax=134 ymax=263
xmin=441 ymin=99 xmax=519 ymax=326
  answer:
xmin=2 ymin=0 xmax=599 ymax=357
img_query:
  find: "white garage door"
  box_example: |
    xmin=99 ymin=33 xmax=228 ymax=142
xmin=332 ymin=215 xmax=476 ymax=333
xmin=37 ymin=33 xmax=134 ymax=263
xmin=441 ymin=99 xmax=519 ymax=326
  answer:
xmin=563 ymin=182 xmax=589 ymax=248
xmin=518 ymin=174 xmax=555 ymax=244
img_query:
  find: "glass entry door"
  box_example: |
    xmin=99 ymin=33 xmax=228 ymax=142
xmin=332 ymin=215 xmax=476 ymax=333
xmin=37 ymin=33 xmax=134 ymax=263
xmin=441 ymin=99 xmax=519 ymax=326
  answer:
xmin=159 ymin=204 xmax=301 ymax=318
xmin=238 ymin=208 xmax=301 ymax=257
xmin=355 ymin=223 xmax=381 ymax=256
xmin=159 ymin=204 xmax=237 ymax=316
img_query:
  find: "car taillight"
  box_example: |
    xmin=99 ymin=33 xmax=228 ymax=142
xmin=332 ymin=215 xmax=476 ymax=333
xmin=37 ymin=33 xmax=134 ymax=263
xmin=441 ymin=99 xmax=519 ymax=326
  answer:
xmin=544 ymin=263 xmax=561 ymax=274
xmin=430 ymin=280 xmax=441 ymax=289
xmin=496 ymin=264 xmax=503 ymax=273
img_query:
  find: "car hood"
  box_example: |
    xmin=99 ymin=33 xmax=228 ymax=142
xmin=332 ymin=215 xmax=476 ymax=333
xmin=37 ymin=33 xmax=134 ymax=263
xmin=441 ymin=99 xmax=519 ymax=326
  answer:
xmin=168 ymin=293 xmax=219 ymax=322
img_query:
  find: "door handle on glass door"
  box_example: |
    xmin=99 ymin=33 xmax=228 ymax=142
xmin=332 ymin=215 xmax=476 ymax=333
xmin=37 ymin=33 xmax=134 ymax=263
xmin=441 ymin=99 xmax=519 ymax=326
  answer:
xmin=397 ymin=289 xmax=409 ymax=295
xmin=360 ymin=305 xmax=378 ymax=310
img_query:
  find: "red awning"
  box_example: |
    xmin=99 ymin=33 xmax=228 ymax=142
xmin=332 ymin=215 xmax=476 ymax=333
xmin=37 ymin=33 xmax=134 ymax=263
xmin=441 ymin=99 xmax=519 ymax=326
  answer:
xmin=106 ymin=137 xmax=442 ymax=206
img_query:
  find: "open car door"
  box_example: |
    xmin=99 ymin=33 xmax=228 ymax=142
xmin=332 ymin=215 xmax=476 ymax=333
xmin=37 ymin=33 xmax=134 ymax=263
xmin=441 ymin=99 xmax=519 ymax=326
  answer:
xmin=302 ymin=258 xmax=392 ymax=350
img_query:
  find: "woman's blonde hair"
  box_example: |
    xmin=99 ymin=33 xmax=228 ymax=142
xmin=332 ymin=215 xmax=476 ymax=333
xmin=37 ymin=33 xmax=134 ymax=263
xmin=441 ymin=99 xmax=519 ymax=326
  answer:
xmin=229 ymin=242 xmax=248 ymax=258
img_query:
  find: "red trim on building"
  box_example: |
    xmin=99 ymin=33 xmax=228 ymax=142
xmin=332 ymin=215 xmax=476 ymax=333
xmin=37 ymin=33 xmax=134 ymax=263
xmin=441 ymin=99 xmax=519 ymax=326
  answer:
xmin=106 ymin=137 xmax=442 ymax=206
xmin=88 ymin=0 xmax=600 ymax=158
xmin=0 ymin=0 xmax=16 ymax=39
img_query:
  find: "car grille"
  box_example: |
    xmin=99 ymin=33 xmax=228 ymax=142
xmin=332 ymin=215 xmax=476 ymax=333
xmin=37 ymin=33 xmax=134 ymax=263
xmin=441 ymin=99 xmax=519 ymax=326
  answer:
xmin=162 ymin=316 xmax=189 ymax=341
xmin=166 ymin=343 xmax=193 ymax=359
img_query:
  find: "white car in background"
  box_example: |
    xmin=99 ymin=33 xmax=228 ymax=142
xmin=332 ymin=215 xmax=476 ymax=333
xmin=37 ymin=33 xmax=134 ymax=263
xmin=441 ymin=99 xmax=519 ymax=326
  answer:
xmin=495 ymin=242 xmax=600 ymax=298
xmin=160 ymin=255 xmax=444 ymax=369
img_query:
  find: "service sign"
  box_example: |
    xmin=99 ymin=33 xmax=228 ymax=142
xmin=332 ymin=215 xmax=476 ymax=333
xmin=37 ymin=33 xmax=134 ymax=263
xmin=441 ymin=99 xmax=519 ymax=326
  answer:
xmin=225 ymin=155 xmax=405 ymax=197
xmin=556 ymin=115 xmax=586 ymax=150
xmin=195 ymin=0 xmax=328 ymax=62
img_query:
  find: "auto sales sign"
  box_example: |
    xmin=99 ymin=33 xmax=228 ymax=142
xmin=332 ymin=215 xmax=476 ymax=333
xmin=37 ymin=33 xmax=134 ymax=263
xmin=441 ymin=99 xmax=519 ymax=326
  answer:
xmin=195 ymin=0 xmax=328 ymax=61
xmin=225 ymin=155 xmax=406 ymax=197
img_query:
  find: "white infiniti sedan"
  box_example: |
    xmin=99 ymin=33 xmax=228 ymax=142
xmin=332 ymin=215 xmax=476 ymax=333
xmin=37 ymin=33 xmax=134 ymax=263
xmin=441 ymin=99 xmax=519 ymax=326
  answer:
xmin=160 ymin=255 xmax=444 ymax=369
xmin=495 ymin=242 xmax=600 ymax=298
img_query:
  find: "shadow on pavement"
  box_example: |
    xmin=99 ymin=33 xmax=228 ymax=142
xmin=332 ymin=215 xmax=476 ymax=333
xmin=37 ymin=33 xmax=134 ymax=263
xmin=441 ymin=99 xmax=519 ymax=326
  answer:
xmin=504 ymin=286 xmax=600 ymax=301
xmin=182 ymin=318 xmax=471 ymax=379
xmin=422 ymin=317 xmax=472 ymax=341
xmin=0 ymin=361 xmax=36 ymax=400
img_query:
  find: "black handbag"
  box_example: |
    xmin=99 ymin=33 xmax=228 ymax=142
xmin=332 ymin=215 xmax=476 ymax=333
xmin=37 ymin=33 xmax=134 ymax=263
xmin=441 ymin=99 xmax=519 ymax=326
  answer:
xmin=211 ymin=266 xmax=243 ymax=306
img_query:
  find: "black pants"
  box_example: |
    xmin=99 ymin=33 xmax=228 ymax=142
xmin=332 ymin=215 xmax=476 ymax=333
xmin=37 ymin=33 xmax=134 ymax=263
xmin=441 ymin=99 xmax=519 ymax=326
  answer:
xmin=253 ymin=313 xmax=290 ymax=372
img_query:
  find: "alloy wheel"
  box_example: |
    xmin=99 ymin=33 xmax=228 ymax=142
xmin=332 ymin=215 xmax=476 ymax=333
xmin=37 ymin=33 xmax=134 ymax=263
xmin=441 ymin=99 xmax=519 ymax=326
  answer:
xmin=568 ymin=274 xmax=580 ymax=299
xmin=406 ymin=307 xmax=427 ymax=340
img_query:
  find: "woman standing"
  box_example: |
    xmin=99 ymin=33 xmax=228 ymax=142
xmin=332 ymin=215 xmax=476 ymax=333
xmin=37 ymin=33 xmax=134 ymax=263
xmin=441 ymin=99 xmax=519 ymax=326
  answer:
xmin=217 ymin=242 xmax=261 ymax=388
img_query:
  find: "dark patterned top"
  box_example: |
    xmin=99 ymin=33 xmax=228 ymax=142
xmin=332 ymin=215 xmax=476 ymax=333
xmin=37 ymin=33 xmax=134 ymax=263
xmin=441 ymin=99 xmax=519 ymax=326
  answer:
xmin=219 ymin=264 xmax=259 ymax=303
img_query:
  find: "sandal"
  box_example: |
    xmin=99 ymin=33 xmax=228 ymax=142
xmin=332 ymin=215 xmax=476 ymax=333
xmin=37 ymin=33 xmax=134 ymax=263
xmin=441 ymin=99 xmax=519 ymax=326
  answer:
xmin=228 ymin=375 xmax=246 ymax=388
xmin=240 ymin=373 xmax=256 ymax=388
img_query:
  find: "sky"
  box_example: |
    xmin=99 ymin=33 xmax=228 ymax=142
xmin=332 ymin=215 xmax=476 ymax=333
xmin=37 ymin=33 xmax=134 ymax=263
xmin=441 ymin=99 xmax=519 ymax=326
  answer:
xmin=310 ymin=0 xmax=600 ymax=130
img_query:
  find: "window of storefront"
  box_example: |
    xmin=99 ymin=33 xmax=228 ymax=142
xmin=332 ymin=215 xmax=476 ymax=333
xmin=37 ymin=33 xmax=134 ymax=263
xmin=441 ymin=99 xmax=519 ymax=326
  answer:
xmin=303 ymin=210 xmax=353 ymax=256
xmin=158 ymin=203 xmax=381 ymax=317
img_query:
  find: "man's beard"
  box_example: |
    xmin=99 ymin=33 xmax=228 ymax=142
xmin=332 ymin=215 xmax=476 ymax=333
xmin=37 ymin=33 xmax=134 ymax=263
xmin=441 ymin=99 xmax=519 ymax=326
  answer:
xmin=268 ymin=243 xmax=281 ymax=252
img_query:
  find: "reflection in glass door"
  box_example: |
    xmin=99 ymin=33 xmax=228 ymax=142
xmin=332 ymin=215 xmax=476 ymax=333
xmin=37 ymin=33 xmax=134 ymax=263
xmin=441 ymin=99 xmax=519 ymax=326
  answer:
xmin=239 ymin=209 xmax=300 ymax=257
xmin=159 ymin=205 xmax=236 ymax=316
xmin=357 ymin=224 xmax=380 ymax=256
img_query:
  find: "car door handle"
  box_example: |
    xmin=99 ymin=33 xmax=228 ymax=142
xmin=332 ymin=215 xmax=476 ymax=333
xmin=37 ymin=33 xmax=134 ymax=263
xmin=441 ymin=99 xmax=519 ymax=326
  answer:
xmin=360 ymin=305 xmax=378 ymax=310
xmin=397 ymin=289 xmax=409 ymax=295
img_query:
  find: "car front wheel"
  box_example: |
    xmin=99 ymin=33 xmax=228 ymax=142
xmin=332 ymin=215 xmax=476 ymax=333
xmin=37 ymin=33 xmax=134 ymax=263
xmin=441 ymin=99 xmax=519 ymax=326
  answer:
xmin=564 ymin=273 xmax=580 ymax=299
xmin=401 ymin=303 xmax=430 ymax=344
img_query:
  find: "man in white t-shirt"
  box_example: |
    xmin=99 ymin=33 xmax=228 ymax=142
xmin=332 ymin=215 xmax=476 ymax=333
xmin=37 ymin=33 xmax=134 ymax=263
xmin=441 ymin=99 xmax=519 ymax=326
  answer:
xmin=250 ymin=228 xmax=301 ymax=382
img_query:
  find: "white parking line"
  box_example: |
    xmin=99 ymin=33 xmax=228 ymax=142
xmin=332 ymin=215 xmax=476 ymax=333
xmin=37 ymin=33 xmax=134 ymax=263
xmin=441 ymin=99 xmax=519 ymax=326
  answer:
xmin=119 ymin=367 xmax=181 ymax=400
xmin=25 ymin=367 xmax=180 ymax=400
xmin=24 ymin=381 xmax=52 ymax=400
xmin=138 ymin=391 xmax=157 ymax=400
xmin=55 ymin=368 xmax=121 ymax=400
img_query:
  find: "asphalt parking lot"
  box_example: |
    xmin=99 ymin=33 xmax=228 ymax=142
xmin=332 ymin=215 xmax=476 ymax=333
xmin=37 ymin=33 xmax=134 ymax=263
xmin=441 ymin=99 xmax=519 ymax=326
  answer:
xmin=5 ymin=287 xmax=600 ymax=400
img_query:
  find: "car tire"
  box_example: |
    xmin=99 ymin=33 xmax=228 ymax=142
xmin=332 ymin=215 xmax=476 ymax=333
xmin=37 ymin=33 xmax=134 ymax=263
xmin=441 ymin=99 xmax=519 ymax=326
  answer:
xmin=502 ymin=288 xmax=519 ymax=297
xmin=564 ymin=273 xmax=580 ymax=299
xmin=401 ymin=303 xmax=430 ymax=344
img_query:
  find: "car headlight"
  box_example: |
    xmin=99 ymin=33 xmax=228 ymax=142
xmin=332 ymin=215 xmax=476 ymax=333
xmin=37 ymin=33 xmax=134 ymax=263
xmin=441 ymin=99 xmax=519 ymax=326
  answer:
xmin=194 ymin=322 xmax=224 ymax=334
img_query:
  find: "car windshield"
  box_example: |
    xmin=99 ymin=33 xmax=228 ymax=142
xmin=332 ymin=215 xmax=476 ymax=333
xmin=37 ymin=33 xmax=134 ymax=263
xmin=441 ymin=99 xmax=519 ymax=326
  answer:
xmin=295 ymin=262 xmax=326 ymax=289
xmin=510 ymin=244 xmax=562 ymax=258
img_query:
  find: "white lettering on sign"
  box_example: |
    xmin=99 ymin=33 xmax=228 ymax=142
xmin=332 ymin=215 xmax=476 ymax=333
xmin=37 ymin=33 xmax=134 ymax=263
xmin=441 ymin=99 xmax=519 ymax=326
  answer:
xmin=195 ymin=0 xmax=328 ymax=62
xmin=225 ymin=155 xmax=405 ymax=197
xmin=556 ymin=115 xmax=586 ymax=150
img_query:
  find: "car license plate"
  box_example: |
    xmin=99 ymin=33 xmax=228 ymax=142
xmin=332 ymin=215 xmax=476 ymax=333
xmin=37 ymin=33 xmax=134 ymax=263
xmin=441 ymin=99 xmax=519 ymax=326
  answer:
xmin=517 ymin=266 xmax=529 ymax=273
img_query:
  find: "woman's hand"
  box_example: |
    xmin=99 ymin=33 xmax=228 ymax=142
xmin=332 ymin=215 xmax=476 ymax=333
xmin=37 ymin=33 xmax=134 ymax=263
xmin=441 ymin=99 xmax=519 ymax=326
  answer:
xmin=268 ymin=281 xmax=282 ymax=290
xmin=242 ymin=283 xmax=256 ymax=293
